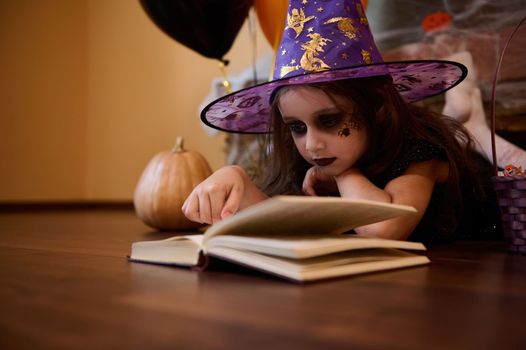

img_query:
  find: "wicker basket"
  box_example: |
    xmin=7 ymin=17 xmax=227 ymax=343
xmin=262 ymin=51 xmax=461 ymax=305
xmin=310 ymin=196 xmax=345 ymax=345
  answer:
xmin=492 ymin=175 xmax=526 ymax=253
xmin=488 ymin=17 xmax=526 ymax=254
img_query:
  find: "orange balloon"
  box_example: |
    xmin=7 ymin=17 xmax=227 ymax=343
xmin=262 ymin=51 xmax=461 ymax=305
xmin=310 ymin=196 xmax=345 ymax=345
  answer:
xmin=255 ymin=0 xmax=288 ymax=51
xmin=255 ymin=0 xmax=369 ymax=50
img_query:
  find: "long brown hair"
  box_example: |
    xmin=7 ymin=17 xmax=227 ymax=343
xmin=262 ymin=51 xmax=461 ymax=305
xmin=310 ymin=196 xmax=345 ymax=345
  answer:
xmin=258 ymin=76 xmax=480 ymax=204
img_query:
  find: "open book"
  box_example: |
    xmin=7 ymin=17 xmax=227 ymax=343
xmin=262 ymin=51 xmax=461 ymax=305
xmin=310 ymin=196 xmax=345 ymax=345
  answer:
xmin=129 ymin=195 xmax=429 ymax=282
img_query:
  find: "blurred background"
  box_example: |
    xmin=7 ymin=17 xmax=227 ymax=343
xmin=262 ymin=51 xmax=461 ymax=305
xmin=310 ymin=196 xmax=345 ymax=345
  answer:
xmin=1 ymin=0 xmax=525 ymax=203
xmin=0 ymin=0 xmax=270 ymax=202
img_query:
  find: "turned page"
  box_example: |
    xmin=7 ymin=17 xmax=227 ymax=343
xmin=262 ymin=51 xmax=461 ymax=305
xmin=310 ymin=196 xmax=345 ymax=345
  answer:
xmin=202 ymin=196 xmax=416 ymax=244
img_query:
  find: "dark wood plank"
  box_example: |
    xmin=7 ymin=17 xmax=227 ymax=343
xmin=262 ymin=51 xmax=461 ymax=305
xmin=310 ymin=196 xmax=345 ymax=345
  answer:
xmin=0 ymin=210 xmax=525 ymax=350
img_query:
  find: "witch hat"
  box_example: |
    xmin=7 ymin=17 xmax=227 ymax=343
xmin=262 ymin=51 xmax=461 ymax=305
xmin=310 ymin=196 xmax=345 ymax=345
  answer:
xmin=201 ymin=0 xmax=467 ymax=133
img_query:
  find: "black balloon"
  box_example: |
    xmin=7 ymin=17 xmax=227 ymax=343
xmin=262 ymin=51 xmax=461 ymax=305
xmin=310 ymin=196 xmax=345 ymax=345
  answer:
xmin=140 ymin=0 xmax=253 ymax=62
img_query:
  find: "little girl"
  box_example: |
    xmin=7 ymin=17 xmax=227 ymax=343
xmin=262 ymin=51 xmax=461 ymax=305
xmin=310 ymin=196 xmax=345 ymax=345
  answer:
xmin=183 ymin=0 xmax=502 ymax=243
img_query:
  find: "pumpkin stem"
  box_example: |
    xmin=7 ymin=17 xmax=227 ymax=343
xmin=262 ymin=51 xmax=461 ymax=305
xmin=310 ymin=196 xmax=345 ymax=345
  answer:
xmin=173 ymin=136 xmax=184 ymax=153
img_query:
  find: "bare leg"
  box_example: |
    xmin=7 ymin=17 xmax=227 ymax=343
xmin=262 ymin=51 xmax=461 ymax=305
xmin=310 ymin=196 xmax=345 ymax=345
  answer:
xmin=464 ymin=88 xmax=526 ymax=168
xmin=442 ymin=51 xmax=526 ymax=169
xmin=442 ymin=52 xmax=476 ymax=124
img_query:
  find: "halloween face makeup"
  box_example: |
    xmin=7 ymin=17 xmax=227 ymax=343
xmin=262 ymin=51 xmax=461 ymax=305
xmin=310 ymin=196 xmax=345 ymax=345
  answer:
xmin=278 ymin=86 xmax=367 ymax=176
xmin=338 ymin=120 xmax=359 ymax=138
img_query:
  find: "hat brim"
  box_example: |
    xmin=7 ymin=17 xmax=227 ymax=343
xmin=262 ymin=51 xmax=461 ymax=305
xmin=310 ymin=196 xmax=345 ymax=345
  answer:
xmin=201 ymin=60 xmax=467 ymax=134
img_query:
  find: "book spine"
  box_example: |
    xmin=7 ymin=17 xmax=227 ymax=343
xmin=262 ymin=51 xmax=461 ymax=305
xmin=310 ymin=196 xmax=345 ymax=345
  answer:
xmin=191 ymin=251 xmax=210 ymax=271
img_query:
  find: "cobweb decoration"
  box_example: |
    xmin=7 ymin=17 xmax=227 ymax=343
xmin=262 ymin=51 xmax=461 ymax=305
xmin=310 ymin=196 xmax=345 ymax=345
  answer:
xmin=368 ymin=0 xmax=526 ymax=51
xmin=368 ymin=0 xmax=526 ymax=85
xmin=365 ymin=0 xmax=526 ymax=145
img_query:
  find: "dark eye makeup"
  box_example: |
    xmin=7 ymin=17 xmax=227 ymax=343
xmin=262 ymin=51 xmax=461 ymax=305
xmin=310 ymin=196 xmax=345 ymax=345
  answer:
xmin=318 ymin=113 xmax=345 ymax=129
xmin=285 ymin=112 xmax=348 ymax=135
xmin=286 ymin=121 xmax=307 ymax=134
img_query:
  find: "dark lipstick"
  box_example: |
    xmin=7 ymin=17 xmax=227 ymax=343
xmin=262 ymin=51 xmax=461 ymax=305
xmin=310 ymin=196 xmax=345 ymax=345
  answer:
xmin=313 ymin=158 xmax=336 ymax=166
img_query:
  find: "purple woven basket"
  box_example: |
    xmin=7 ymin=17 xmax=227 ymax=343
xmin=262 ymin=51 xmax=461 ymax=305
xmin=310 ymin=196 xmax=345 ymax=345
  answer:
xmin=487 ymin=17 xmax=526 ymax=254
xmin=492 ymin=176 xmax=526 ymax=253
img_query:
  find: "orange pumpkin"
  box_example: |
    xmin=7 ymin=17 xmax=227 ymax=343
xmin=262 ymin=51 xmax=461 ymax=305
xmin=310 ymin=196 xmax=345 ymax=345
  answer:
xmin=133 ymin=137 xmax=212 ymax=230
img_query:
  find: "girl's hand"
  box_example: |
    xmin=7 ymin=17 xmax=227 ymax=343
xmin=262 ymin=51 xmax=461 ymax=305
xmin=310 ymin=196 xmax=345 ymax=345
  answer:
xmin=182 ymin=165 xmax=267 ymax=224
xmin=302 ymin=166 xmax=339 ymax=196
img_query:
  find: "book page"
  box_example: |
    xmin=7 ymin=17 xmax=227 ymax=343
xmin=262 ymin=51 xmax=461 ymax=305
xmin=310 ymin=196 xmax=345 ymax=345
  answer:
xmin=210 ymin=247 xmax=417 ymax=272
xmin=208 ymin=246 xmax=429 ymax=282
xmin=130 ymin=234 xmax=204 ymax=266
xmin=206 ymin=234 xmax=426 ymax=258
xmin=203 ymin=196 xmax=416 ymax=244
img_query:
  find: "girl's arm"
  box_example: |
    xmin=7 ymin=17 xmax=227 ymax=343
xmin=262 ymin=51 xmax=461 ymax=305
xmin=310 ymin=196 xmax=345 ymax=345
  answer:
xmin=335 ymin=159 xmax=449 ymax=240
xmin=182 ymin=165 xmax=268 ymax=224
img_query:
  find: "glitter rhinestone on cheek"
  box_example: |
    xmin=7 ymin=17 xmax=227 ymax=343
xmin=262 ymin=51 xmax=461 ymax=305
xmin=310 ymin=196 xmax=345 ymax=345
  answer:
xmin=338 ymin=127 xmax=351 ymax=137
xmin=337 ymin=120 xmax=358 ymax=138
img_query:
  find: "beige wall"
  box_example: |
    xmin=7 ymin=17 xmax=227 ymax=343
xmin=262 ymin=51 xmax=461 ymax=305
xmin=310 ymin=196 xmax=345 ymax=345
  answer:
xmin=0 ymin=0 xmax=88 ymax=200
xmin=0 ymin=0 xmax=271 ymax=201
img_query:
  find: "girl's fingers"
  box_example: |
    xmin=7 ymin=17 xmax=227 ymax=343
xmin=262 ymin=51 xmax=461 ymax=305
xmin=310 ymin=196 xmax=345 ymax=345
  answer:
xmin=182 ymin=192 xmax=201 ymax=223
xmin=209 ymin=190 xmax=227 ymax=223
xmin=303 ymin=180 xmax=317 ymax=196
xmin=182 ymin=165 xmax=249 ymax=224
xmin=221 ymin=183 xmax=242 ymax=219
xmin=302 ymin=169 xmax=318 ymax=196
xmin=197 ymin=191 xmax=212 ymax=224
xmin=303 ymin=185 xmax=317 ymax=196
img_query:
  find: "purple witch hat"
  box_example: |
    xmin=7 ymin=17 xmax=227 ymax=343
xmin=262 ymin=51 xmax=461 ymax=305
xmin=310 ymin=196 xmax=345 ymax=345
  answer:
xmin=201 ymin=0 xmax=467 ymax=133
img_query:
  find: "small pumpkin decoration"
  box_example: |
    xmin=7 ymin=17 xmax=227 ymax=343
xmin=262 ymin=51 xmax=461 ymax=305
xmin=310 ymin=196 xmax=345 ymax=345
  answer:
xmin=421 ymin=11 xmax=452 ymax=34
xmin=133 ymin=136 xmax=212 ymax=230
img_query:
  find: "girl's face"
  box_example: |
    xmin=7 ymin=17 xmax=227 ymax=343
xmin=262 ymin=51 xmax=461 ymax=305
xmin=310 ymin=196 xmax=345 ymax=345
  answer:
xmin=278 ymin=86 xmax=367 ymax=176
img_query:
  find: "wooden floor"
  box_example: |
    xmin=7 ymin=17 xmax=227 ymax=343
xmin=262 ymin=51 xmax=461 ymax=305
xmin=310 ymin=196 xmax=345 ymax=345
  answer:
xmin=0 ymin=208 xmax=525 ymax=350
